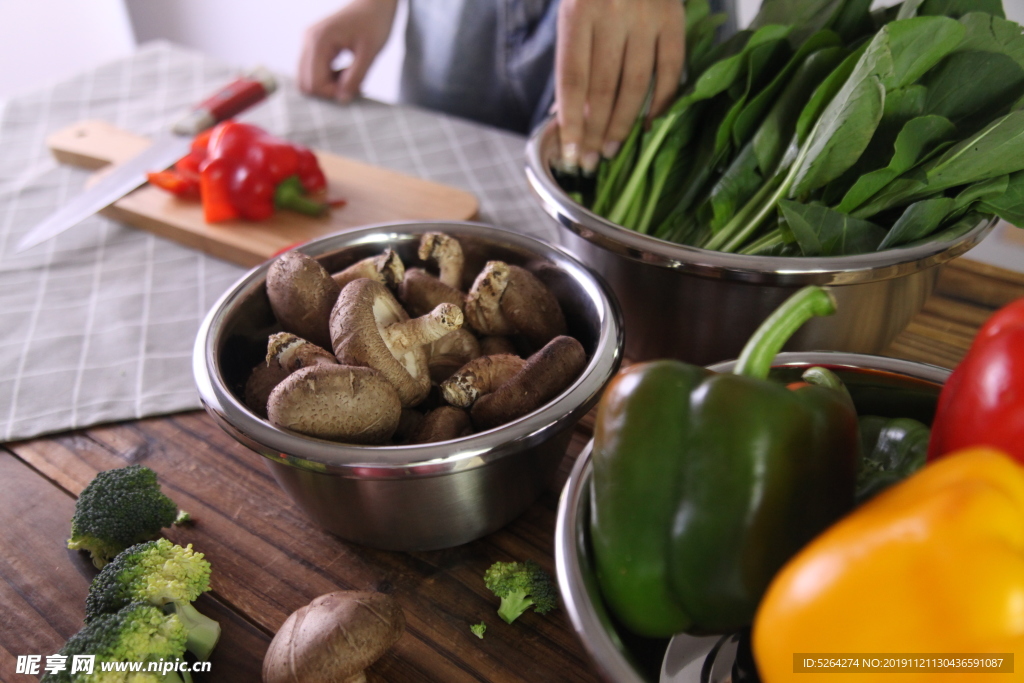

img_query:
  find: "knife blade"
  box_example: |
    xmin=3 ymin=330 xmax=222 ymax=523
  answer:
xmin=16 ymin=67 xmax=278 ymax=252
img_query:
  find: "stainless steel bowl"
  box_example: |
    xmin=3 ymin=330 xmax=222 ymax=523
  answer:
xmin=194 ymin=221 xmax=623 ymax=551
xmin=554 ymin=352 xmax=950 ymax=683
xmin=526 ymin=119 xmax=996 ymax=365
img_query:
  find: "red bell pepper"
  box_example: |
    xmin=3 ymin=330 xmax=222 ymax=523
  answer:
xmin=148 ymin=120 xmax=332 ymax=223
xmin=927 ymin=297 xmax=1024 ymax=465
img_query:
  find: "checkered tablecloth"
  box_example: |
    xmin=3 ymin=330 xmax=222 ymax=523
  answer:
xmin=0 ymin=41 xmax=557 ymax=442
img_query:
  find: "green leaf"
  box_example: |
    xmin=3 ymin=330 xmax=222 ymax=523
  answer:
xmin=922 ymin=52 xmax=1024 ymax=132
xmin=953 ymin=173 xmax=1009 ymax=209
xmin=837 ymin=115 xmax=956 ymax=213
xmin=877 ymin=196 xmax=957 ymax=249
xmin=795 ymin=42 xmax=869 ymax=144
xmin=860 ymin=109 xmax=1024 ymax=216
xmin=830 ymin=0 xmax=875 ymax=43
xmin=880 ymin=17 xmax=966 ymax=90
xmin=795 ymin=44 xmax=869 ymax=146
xmin=732 ymin=31 xmax=842 ymax=149
xmin=713 ymin=33 xmax=793 ymax=165
xmin=752 ymin=0 xmax=846 ymax=43
xmin=779 ymin=199 xmax=888 ymax=255
xmin=792 ymin=73 xmax=886 ymax=196
xmin=706 ymin=142 xmax=765 ymax=232
xmin=924 ymin=109 xmax=1024 ymax=190
xmin=901 ymin=211 xmax=989 ymax=246
xmin=896 ymin=0 xmax=926 ymax=20
xmin=977 ymin=170 xmax=1024 ymax=225
xmin=919 ymin=0 xmax=1005 ymax=19
xmin=753 ymin=46 xmax=850 ymax=175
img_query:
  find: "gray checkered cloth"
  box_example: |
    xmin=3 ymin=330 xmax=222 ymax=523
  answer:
xmin=0 ymin=41 xmax=558 ymax=442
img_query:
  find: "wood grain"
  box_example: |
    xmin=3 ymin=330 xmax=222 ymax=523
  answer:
xmin=2 ymin=258 xmax=1020 ymax=682
xmin=47 ymin=120 xmax=480 ymax=267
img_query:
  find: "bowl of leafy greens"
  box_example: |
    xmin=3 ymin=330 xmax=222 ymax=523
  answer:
xmin=526 ymin=0 xmax=1020 ymax=364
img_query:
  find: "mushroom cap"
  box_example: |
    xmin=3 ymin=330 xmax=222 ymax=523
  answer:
xmin=330 ymin=278 xmax=431 ymax=407
xmin=244 ymin=358 xmax=291 ymax=418
xmin=501 ymin=265 xmax=567 ymax=349
xmin=267 ymin=252 xmax=340 ymax=350
xmin=263 ymin=590 xmax=406 ymax=683
xmin=266 ymin=364 xmax=401 ymax=444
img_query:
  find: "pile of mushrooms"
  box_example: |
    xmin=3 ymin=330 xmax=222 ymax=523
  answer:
xmin=243 ymin=232 xmax=588 ymax=445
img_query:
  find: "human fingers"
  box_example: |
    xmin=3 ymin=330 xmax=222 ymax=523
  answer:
xmin=555 ymin=0 xmax=594 ymax=172
xmin=298 ymin=15 xmax=349 ymax=99
xmin=602 ymin=34 xmax=656 ymax=159
xmin=336 ymin=42 xmax=376 ymax=103
xmin=649 ymin=5 xmax=686 ymax=119
xmin=579 ymin=24 xmax=627 ymax=173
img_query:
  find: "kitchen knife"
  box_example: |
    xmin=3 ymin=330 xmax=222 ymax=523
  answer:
xmin=16 ymin=67 xmax=278 ymax=252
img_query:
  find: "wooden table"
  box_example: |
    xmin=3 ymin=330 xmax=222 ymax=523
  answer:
xmin=3 ymin=258 xmax=1022 ymax=683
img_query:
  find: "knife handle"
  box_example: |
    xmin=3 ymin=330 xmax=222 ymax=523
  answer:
xmin=172 ymin=67 xmax=278 ymax=136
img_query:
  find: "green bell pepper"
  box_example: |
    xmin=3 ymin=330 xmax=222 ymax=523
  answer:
xmin=590 ymin=286 xmax=860 ymax=638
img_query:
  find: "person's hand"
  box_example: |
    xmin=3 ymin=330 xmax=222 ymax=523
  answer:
xmin=298 ymin=0 xmax=400 ymax=103
xmin=555 ymin=0 xmax=685 ymax=173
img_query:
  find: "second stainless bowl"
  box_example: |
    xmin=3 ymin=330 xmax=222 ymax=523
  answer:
xmin=555 ymin=352 xmax=950 ymax=682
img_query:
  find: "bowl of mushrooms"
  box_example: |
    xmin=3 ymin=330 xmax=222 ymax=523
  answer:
xmin=193 ymin=221 xmax=623 ymax=551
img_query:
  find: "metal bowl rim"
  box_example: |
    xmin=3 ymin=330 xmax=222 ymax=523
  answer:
xmin=525 ymin=117 xmax=996 ymax=284
xmin=193 ymin=220 xmax=624 ymax=478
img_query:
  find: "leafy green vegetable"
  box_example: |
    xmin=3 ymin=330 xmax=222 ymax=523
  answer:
xmin=566 ymin=0 xmax=1024 ymax=256
xmin=779 ymin=199 xmax=887 ymax=254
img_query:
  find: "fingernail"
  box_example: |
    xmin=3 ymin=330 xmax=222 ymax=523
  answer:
xmin=602 ymin=140 xmax=621 ymax=159
xmin=561 ymin=143 xmax=579 ymax=172
xmin=581 ymin=151 xmax=600 ymax=174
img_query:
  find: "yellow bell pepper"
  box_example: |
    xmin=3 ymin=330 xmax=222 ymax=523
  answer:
xmin=752 ymin=447 xmax=1024 ymax=683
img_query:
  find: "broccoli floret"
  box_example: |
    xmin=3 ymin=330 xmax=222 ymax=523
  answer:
xmin=68 ymin=465 xmax=188 ymax=568
xmin=41 ymin=602 xmax=192 ymax=683
xmin=469 ymin=622 xmax=487 ymax=639
xmin=482 ymin=560 xmax=558 ymax=625
xmin=85 ymin=539 xmax=220 ymax=662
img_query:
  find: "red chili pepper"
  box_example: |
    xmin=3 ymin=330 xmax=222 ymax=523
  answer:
xmin=146 ymin=170 xmax=199 ymax=199
xmin=927 ymin=297 xmax=1024 ymax=465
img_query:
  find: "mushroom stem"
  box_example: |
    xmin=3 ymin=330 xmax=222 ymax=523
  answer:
xmin=471 ymin=336 xmax=586 ymax=431
xmin=332 ymin=249 xmax=405 ymax=290
xmin=418 ymin=232 xmax=464 ymax=289
xmin=409 ymin=406 xmax=473 ymax=443
xmin=440 ymin=354 xmax=528 ymax=408
xmin=382 ymin=303 xmax=464 ymax=358
xmin=428 ymin=329 xmax=482 ymax=384
xmin=398 ymin=268 xmax=466 ymax=318
xmin=267 ymin=332 xmax=338 ymax=372
xmin=465 ymin=261 xmax=514 ymax=336
xmin=479 ymin=336 xmax=518 ymax=356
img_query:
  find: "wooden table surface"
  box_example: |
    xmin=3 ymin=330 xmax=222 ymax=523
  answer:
xmin=3 ymin=258 xmax=1022 ymax=683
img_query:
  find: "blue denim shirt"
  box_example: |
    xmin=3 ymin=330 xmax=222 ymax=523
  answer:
xmin=400 ymin=0 xmax=737 ymax=134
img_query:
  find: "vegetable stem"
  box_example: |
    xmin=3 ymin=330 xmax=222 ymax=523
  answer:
xmin=275 ymin=176 xmax=328 ymax=216
xmin=733 ymin=286 xmax=837 ymax=380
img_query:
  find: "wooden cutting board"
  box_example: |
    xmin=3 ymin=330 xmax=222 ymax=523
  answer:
xmin=47 ymin=120 xmax=480 ymax=267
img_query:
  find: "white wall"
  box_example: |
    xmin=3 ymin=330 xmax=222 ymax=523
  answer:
xmin=0 ymin=0 xmax=136 ymax=99
xmin=124 ymin=0 xmax=407 ymax=103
